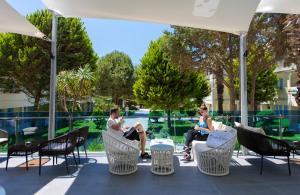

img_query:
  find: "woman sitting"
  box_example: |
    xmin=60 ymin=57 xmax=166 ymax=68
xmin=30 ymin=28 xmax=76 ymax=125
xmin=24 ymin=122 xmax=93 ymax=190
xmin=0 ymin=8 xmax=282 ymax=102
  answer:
xmin=183 ymin=104 xmax=214 ymax=161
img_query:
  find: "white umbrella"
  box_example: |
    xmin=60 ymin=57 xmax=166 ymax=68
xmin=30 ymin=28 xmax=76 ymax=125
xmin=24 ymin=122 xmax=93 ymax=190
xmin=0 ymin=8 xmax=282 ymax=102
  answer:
xmin=42 ymin=0 xmax=260 ymax=34
xmin=0 ymin=0 xmax=47 ymax=39
xmin=257 ymin=0 xmax=300 ymax=14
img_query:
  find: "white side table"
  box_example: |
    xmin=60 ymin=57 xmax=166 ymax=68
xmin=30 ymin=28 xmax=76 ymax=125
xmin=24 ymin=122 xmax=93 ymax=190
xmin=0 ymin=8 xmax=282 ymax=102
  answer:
xmin=150 ymin=139 xmax=174 ymax=175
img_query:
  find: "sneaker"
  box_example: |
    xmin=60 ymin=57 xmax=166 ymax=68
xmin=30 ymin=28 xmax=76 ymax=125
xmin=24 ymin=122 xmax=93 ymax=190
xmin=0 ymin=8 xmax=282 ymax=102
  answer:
xmin=141 ymin=152 xmax=151 ymax=159
xmin=183 ymin=154 xmax=192 ymax=161
xmin=182 ymin=146 xmax=191 ymax=154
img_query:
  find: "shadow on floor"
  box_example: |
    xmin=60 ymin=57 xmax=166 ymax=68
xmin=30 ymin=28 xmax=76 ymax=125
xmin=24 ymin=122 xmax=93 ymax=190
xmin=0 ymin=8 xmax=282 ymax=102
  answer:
xmin=65 ymin=156 xmax=300 ymax=195
xmin=0 ymin=156 xmax=82 ymax=194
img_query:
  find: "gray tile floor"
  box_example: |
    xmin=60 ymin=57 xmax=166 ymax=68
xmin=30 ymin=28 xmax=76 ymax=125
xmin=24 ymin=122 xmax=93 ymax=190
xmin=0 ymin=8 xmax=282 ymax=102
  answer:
xmin=0 ymin=152 xmax=299 ymax=195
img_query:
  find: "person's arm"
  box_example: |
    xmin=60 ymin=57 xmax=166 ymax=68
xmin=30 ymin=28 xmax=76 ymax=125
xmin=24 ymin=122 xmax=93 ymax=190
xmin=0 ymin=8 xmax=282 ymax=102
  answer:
xmin=108 ymin=120 xmax=123 ymax=132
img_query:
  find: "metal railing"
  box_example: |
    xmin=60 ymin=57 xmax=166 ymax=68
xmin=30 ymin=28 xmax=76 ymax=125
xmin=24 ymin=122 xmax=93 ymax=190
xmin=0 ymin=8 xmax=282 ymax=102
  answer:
xmin=0 ymin=111 xmax=300 ymax=152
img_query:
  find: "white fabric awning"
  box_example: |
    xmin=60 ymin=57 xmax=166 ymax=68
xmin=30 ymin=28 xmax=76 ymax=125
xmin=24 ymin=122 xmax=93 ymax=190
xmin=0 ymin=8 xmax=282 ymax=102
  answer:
xmin=257 ymin=0 xmax=300 ymax=14
xmin=42 ymin=0 xmax=261 ymax=34
xmin=0 ymin=0 xmax=48 ymax=39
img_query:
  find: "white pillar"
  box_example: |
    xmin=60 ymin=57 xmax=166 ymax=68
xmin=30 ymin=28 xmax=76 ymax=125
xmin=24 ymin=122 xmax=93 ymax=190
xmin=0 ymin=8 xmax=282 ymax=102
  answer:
xmin=48 ymin=12 xmax=58 ymax=140
xmin=239 ymin=33 xmax=248 ymax=126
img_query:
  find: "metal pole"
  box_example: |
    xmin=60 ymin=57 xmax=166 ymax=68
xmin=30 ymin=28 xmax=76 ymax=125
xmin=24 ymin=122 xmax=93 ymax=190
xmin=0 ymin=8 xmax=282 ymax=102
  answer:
xmin=210 ymin=74 xmax=214 ymax=115
xmin=48 ymin=12 xmax=58 ymax=140
xmin=239 ymin=32 xmax=248 ymax=126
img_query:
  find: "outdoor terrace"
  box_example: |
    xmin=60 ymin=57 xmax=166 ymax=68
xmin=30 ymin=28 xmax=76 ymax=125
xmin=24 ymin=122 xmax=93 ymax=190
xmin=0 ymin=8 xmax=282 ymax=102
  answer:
xmin=1 ymin=152 xmax=300 ymax=195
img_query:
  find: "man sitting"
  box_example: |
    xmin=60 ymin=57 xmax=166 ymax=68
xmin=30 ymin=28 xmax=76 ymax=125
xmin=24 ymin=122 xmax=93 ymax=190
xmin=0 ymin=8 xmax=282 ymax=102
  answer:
xmin=106 ymin=107 xmax=151 ymax=159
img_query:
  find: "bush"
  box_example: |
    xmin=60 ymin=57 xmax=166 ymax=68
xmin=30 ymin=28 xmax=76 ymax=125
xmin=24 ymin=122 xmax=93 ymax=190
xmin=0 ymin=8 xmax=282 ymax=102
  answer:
xmin=167 ymin=120 xmax=195 ymax=136
xmin=149 ymin=110 xmax=165 ymax=123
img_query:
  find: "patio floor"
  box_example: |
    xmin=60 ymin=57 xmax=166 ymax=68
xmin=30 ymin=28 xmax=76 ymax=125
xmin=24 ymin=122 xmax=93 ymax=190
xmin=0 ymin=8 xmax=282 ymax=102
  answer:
xmin=1 ymin=152 xmax=300 ymax=195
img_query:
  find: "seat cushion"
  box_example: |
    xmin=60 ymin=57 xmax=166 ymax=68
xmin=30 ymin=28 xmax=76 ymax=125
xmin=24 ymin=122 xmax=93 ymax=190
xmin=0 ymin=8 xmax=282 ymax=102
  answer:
xmin=242 ymin=125 xmax=265 ymax=135
xmin=41 ymin=142 xmax=72 ymax=152
xmin=0 ymin=138 xmax=8 ymax=144
xmin=193 ymin=141 xmax=212 ymax=152
xmin=206 ymin=130 xmax=235 ymax=148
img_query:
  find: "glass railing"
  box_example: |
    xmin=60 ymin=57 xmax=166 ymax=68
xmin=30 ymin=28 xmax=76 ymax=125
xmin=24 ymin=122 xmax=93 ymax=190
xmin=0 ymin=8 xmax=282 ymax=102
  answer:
xmin=0 ymin=110 xmax=300 ymax=153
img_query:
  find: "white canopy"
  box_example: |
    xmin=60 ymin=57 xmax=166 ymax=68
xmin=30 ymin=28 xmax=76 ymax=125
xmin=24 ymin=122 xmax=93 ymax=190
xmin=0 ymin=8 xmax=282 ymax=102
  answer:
xmin=257 ymin=0 xmax=300 ymax=14
xmin=0 ymin=0 xmax=47 ymax=39
xmin=42 ymin=0 xmax=261 ymax=35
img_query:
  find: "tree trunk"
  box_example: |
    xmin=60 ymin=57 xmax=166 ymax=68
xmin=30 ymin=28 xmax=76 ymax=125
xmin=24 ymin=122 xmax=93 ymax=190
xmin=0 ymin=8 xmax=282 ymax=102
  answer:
xmin=216 ymin=68 xmax=224 ymax=114
xmin=166 ymin=109 xmax=172 ymax=132
xmin=250 ymin=75 xmax=256 ymax=112
xmin=228 ymin=86 xmax=236 ymax=112
xmin=32 ymin=94 xmax=41 ymax=127
xmin=33 ymin=95 xmax=41 ymax=111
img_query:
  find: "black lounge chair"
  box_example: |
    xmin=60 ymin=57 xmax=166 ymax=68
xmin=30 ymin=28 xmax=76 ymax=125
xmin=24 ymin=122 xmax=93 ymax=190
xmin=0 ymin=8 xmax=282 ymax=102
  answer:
xmin=38 ymin=130 xmax=78 ymax=175
xmin=75 ymin=126 xmax=89 ymax=163
xmin=236 ymin=126 xmax=291 ymax=175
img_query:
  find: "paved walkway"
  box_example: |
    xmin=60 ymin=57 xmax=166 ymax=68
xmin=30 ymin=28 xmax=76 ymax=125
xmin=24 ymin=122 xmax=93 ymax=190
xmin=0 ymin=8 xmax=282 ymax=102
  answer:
xmin=0 ymin=152 xmax=300 ymax=195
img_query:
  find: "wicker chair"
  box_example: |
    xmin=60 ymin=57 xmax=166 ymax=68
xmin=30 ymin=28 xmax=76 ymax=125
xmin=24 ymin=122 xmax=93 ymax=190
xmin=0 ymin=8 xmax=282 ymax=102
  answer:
xmin=75 ymin=126 xmax=89 ymax=163
xmin=236 ymin=126 xmax=291 ymax=175
xmin=192 ymin=129 xmax=237 ymax=176
xmin=102 ymin=131 xmax=139 ymax=175
xmin=38 ymin=130 xmax=78 ymax=175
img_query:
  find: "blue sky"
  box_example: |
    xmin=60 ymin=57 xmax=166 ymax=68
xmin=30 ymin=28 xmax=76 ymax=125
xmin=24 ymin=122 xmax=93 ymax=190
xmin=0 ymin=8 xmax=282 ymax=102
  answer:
xmin=7 ymin=0 xmax=171 ymax=65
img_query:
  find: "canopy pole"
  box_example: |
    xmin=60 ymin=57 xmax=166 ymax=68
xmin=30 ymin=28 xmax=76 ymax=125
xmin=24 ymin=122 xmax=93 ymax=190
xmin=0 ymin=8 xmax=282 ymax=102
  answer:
xmin=48 ymin=11 xmax=58 ymax=140
xmin=239 ymin=32 xmax=248 ymax=126
xmin=210 ymin=74 xmax=214 ymax=115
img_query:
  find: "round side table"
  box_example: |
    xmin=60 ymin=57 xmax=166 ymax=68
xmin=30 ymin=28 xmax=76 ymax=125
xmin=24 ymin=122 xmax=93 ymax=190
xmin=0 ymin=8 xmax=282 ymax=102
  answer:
xmin=150 ymin=139 xmax=174 ymax=175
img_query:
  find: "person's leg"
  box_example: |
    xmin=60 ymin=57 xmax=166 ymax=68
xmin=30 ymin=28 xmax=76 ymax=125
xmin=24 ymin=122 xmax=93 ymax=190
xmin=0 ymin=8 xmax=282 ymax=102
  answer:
xmin=135 ymin=123 xmax=146 ymax=154
xmin=185 ymin=130 xmax=199 ymax=147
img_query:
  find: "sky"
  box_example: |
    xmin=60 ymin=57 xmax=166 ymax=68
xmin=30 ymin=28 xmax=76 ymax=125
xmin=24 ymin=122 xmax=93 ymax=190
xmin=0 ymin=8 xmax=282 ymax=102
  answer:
xmin=7 ymin=0 xmax=172 ymax=65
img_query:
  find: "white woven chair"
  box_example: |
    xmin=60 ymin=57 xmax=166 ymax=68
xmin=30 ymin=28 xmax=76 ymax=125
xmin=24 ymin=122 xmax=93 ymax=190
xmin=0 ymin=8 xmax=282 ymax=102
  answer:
xmin=192 ymin=129 xmax=237 ymax=176
xmin=102 ymin=131 xmax=140 ymax=175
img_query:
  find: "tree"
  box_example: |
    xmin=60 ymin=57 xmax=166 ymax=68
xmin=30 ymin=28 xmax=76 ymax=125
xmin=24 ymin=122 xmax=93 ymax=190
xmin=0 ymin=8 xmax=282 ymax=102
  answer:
xmin=165 ymin=27 xmax=239 ymax=112
xmin=57 ymin=65 xmax=95 ymax=113
xmin=234 ymin=62 xmax=278 ymax=111
xmin=0 ymin=10 xmax=97 ymax=110
xmin=133 ymin=37 xmax=209 ymax=130
xmin=95 ymin=51 xmax=135 ymax=105
xmin=280 ymin=15 xmax=300 ymax=106
xmin=253 ymin=69 xmax=278 ymax=106
xmin=244 ymin=14 xmax=279 ymax=111
xmin=166 ymin=14 xmax=281 ymax=112
xmin=259 ymin=14 xmax=299 ymax=106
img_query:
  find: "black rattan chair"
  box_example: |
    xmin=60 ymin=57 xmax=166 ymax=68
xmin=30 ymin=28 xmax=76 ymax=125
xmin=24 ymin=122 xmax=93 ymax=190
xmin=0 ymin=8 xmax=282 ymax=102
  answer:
xmin=236 ymin=126 xmax=291 ymax=175
xmin=38 ymin=130 xmax=78 ymax=175
xmin=75 ymin=126 xmax=89 ymax=163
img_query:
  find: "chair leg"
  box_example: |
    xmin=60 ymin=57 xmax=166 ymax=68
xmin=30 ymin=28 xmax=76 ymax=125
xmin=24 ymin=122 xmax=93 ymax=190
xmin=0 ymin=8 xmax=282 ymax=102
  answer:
xmin=77 ymin=146 xmax=80 ymax=164
xmin=287 ymin=155 xmax=291 ymax=176
xmin=6 ymin=155 xmax=9 ymax=171
xmin=260 ymin=155 xmax=264 ymax=175
xmin=64 ymin=155 xmax=69 ymax=174
xmin=72 ymin=152 xmax=78 ymax=166
xmin=25 ymin=152 xmax=28 ymax=171
xmin=237 ymin=147 xmax=240 ymax=158
xmin=56 ymin=156 xmax=58 ymax=164
xmin=293 ymin=150 xmax=295 ymax=159
xmin=39 ymin=156 xmax=42 ymax=176
xmin=83 ymin=145 xmax=87 ymax=158
xmin=53 ymin=156 xmax=55 ymax=166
